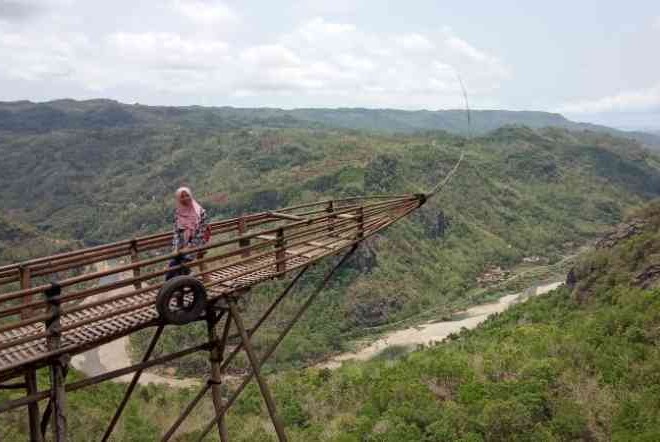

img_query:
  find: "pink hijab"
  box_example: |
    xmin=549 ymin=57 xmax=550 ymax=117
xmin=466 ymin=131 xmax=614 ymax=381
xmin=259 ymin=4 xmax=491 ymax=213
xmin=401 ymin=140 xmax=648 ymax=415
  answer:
xmin=175 ymin=187 xmax=203 ymax=242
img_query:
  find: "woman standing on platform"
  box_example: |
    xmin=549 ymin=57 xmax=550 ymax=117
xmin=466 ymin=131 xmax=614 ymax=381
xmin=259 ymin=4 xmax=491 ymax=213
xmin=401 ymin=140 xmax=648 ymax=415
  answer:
xmin=166 ymin=187 xmax=211 ymax=280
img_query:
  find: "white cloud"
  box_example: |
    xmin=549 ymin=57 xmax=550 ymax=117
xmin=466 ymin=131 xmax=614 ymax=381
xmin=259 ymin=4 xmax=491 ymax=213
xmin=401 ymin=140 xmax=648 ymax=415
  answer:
xmin=170 ymin=0 xmax=239 ymax=25
xmin=558 ymin=83 xmax=660 ymax=114
xmin=0 ymin=30 xmax=89 ymax=80
xmin=295 ymin=0 xmax=358 ymax=16
xmin=287 ymin=17 xmax=357 ymax=51
xmin=108 ymin=32 xmax=229 ymax=70
xmin=396 ymin=33 xmax=435 ymax=52
xmin=654 ymin=16 xmax=660 ymax=29
xmin=445 ymin=36 xmax=489 ymax=62
xmin=232 ymin=17 xmax=509 ymax=106
xmin=240 ymin=45 xmax=301 ymax=67
xmin=0 ymin=10 xmax=510 ymax=108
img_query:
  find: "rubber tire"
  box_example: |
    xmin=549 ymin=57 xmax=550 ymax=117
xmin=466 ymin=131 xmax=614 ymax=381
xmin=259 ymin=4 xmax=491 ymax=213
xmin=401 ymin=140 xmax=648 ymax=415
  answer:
xmin=156 ymin=276 xmax=207 ymax=325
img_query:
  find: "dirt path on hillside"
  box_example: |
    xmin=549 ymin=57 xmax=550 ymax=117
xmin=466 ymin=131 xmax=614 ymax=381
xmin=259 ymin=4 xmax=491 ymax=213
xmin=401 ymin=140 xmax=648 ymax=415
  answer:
xmin=70 ymin=262 xmax=200 ymax=388
xmin=317 ymin=281 xmax=563 ymax=369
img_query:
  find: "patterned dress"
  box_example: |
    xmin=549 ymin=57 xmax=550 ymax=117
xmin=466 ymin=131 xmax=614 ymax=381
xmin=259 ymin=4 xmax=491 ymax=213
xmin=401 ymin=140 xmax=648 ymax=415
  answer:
xmin=172 ymin=208 xmax=209 ymax=252
xmin=167 ymin=208 xmax=209 ymax=280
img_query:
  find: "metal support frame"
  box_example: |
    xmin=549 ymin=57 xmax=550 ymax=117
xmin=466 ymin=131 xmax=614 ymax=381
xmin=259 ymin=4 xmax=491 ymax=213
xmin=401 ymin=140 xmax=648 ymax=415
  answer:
xmin=101 ymin=325 xmax=165 ymax=442
xmin=25 ymin=370 xmax=41 ymax=442
xmin=229 ymin=299 xmax=288 ymax=441
xmin=0 ymin=243 xmax=359 ymax=442
xmin=130 ymin=239 xmax=142 ymax=290
xmin=45 ymin=282 xmax=67 ymax=442
xmin=207 ymin=309 xmax=231 ymax=442
xmin=356 ymin=206 xmax=365 ymax=240
xmin=194 ymin=246 xmax=357 ymax=441
xmin=238 ymin=215 xmax=251 ymax=258
xmin=0 ymin=195 xmax=422 ymax=442
xmin=161 ymin=268 xmax=311 ymax=441
xmin=19 ymin=265 xmax=42 ymax=442
xmin=39 ymin=365 xmax=69 ymax=439
xmin=275 ymin=228 xmax=286 ymax=276
xmin=0 ymin=339 xmax=222 ymax=415
xmin=327 ymin=201 xmax=335 ymax=234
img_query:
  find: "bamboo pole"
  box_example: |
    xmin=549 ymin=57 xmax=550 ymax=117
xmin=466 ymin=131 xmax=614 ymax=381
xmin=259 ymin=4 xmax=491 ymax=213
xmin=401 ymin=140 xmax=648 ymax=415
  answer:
xmin=196 ymin=248 xmax=357 ymax=441
xmin=19 ymin=265 xmax=42 ymax=441
xmin=207 ymin=310 xmax=231 ymax=442
xmin=101 ymin=325 xmax=164 ymax=442
xmin=130 ymin=239 xmax=142 ymax=290
xmin=161 ymin=267 xmax=309 ymax=441
xmin=45 ymin=283 xmax=67 ymax=442
xmin=229 ymin=300 xmax=288 ymax=442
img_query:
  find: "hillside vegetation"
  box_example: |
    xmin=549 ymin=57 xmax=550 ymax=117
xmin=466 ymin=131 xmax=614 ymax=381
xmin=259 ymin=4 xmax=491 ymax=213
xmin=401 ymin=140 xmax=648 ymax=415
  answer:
xmin=224 ymin=201 xmax=660 ymax=442
xmin=2 ymin=201 xmax=658 ymax=441
xmin=1 ymin=99 xmax=659 ymax=148
xmin=2 ymin=103 xmax=660 ymax=374
xmin=0 ymin=214 xmax=74 ymax=263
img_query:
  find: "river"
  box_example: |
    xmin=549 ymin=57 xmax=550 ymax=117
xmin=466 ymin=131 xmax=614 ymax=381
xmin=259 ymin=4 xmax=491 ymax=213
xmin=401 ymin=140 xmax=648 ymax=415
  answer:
xmin=317 ymin=281 xmax=563 ymax=369
xmin=71 ymin=261 xmax=562 ymax=384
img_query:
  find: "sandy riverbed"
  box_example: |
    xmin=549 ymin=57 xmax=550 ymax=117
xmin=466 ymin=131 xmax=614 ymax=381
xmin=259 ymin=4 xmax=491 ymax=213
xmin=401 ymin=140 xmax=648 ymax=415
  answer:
xmin=317 ymin=281 xmax=563 ymax=369
xmin=70 ymin=260 xmax=563 ymax=384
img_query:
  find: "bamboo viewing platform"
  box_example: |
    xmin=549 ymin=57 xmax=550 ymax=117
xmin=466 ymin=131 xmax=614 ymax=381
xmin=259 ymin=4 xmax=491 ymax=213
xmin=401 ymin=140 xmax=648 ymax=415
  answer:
xmin=0 ymin=194 xmax=426 ymax=441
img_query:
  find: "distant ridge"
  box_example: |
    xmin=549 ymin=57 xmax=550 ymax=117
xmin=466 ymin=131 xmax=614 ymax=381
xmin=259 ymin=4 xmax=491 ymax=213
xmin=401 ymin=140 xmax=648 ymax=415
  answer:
xmin=1 ymin=99 xmax=658 ymax=149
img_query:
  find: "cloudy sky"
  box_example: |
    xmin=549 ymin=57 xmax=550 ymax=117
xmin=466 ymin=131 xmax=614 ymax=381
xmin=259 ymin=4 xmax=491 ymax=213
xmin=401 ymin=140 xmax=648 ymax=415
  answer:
xmin=0 ymin=0 xmax=658 ymax=130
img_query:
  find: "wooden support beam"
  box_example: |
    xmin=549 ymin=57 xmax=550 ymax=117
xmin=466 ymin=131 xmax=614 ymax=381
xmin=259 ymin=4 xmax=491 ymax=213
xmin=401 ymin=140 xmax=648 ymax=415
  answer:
xmin=19 ymin=265 xmax=42 ymax=442
xmin=19 ymin=266 xmax=33 ymax=320
xmin=0 ymin=341 xmax=217 ymax=415
xmin=45 ymin=283 xmax=67 ymax=442
xmin=357 ymin=206 xmax=365 ymax=240
xmin=275 ymin=228 xmax=286 ymax=277
xmin=198 ymin=251 xmax=210 ymax=283
xmin=238 ymin=216 xmax=251 ymax=258
xmin=25 ymin=370 xmax=42 ymax=442
xmin=39 ymin=365 xmax=69 ymax=440
xmin=0 ymin=382 xmax=27 ymax=390
xmin=130 ymin=239 xmax=142 ymax=290
xmin=229 ymin=301 xmax=288 ymax=442
xmin=207 ymin=310 xmax=231 ymax=442
xmin=161 ymin=267 xmax=310 ymax=441
xmin=327 ymin=201 xmax=335 ymax=234
xmin=101 ymin=325 xmax=165 ymax=442
xmin=196 ymin=249 xmax=357 ymax=441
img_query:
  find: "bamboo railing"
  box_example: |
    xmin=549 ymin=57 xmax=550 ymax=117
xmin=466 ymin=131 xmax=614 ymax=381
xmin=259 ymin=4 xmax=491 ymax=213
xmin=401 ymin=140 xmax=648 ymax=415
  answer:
xmin=0 ymin=195 xmax=423 ymax=381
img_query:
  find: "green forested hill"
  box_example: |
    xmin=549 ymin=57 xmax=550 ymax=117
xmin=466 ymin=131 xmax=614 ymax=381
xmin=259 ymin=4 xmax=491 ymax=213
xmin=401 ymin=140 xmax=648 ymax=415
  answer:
xmin=1 ymin=99 xmax=660 ymax=148
xmin=2 ymin=100 xmax=660 ymax=440
xmin=1 ymin=117 xmax=659 ymax=247
xmin=0 ymin=214 xmax=75 ymax=263
xmin=2 ymin=198 xmax=659 ymax=441
xmin=2 ymin=106 xmax=660 ymax=374
xmin=220 ymin=201 xmax=660 ymax=442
